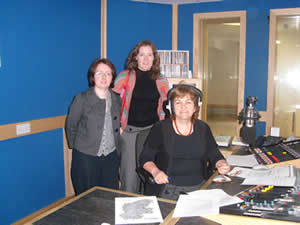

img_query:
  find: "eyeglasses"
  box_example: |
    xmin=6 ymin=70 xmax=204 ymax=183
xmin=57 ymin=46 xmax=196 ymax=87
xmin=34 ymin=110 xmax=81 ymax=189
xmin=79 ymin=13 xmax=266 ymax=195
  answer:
xmin=95 ymin=72 xmax=112 ymax=77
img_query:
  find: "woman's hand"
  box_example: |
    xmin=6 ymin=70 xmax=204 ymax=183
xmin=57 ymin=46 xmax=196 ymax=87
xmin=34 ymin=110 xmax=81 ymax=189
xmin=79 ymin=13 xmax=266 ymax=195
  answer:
xmin=144 ymin=161 xmax=169 ymax=184
xmin=216 ymin=159 xmax=231 ymax=175
xmin=152 ymin=168 xmax=169 ymax=184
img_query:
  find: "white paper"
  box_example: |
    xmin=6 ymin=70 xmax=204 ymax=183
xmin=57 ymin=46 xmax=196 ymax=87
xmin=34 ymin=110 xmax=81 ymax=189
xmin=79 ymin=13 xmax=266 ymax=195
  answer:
xmin=271 ymin=127 xmax=280 ymax=137
xmin=173 ymin=194 xmax=219 ymax=218
xmin=231 ymin=136 xmax=249 ymax=146
xmin=228 ymin=166 xmax=293 ymax=178
xmin=241 ymin=176 xmax=296 ymax=186
xmin=188 ymin=189 xmax=243 ymax=207
xmin=226 ymin=154 xmax=258 ymax=167
xmin=173 ymin=189 xmax=243 ymax=218
xmin=115 ymin=196 xmax=163 ymax=224
xmin=214 ymin=136 xmax=232 ymax=147
xmin=228 ymin=165 xmax=297 ymax=187
xmin=228 ymin=167 xmax=265 ymax=177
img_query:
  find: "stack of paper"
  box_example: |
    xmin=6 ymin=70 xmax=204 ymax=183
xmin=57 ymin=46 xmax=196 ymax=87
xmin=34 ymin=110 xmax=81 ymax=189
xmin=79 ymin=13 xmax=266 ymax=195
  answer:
xmin=214 ymin=136 xmax=232 ymax=147
xmin=227 ymin=165 xmax=297 ymax=187
xmin=231 ymin=136 xmax=249 ymax=146
xmin=226 ymin=154 xmax=258 ymax=167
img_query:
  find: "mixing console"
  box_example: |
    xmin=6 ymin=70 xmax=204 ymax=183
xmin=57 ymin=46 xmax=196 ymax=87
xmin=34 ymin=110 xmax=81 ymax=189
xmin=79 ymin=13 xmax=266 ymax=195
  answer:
xmin=220 ymin=185 xmax=300 ymax=222
xmin=251 ymin=139 xmax=300 ymax=165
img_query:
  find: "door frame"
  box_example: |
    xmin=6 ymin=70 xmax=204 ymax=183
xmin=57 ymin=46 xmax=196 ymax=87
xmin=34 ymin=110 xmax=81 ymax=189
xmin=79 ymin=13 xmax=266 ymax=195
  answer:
xmin=193 ymin=11 xmax=246 ymax=135
xmin=266 ymin=7 xmax=300 ymax=136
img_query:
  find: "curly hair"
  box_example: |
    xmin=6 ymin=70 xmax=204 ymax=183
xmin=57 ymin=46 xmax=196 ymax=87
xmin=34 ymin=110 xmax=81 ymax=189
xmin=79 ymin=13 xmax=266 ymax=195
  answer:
xmin=88 ymin=58 xmax=117 ymax=88
xmin=126 ymin=40 xmax=161 ymax=80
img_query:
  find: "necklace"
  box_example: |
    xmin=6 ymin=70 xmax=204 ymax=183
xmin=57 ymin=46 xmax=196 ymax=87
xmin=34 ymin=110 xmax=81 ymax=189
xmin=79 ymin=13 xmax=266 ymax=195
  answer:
xmin=174 ymin=119 xmax=193 ymax=136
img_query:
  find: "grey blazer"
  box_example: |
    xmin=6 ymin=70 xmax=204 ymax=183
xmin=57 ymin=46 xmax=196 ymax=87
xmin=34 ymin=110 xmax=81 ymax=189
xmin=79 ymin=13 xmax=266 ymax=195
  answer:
xmin=65 ymin=87 xmax=121 ymax=156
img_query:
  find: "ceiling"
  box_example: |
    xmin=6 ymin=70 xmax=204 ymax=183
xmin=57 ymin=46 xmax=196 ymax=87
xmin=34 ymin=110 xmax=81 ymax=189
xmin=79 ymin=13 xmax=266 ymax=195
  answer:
xmin=130 ymin=0 xmax=223 ymax=5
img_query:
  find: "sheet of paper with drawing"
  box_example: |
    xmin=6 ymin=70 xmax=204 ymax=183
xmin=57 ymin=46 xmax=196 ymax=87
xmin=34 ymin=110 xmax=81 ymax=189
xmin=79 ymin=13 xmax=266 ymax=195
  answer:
xmin=115 ymin=196 xmax=163 ymax=224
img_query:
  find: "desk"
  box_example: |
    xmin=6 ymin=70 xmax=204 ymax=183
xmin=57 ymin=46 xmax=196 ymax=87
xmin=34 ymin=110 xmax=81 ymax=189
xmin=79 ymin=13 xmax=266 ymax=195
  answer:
xmin=197 ymin=175 xmax=300 ymax=225
xmin=25 ymin=186 xmax=176 ymax=225
xmin=24 ymin=184 xmax=300 ymax=225
xmin=196 ymin=145 xmax=300 ymax=225
xmin=25 ymin=186 xmax=223 ymax=225
xmin=23 ymin=145 xmax=300 ymax=225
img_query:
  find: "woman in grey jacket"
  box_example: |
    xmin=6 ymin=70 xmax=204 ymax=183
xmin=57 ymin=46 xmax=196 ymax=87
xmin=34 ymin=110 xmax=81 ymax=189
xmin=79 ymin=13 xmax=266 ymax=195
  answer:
xmin=65 ymin=58 xmax=122 ymax=195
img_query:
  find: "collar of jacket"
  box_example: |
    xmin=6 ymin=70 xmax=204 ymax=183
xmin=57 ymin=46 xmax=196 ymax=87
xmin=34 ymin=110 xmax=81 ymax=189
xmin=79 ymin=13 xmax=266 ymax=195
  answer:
xmin=85 ymin=87 xmax=109 ymax=105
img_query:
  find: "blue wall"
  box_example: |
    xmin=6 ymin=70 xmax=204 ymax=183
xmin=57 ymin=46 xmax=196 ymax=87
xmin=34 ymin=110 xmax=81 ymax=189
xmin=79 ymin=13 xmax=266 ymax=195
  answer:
xmin=0 ymin=0 xmax=172 ymax=224
xmin=107 ymin=0 xmax=172 ymax=73
xmin=1 ymin=0 xmax=300 ymax=224
xmin=0 ymin=130 xmax=65 ymax=224
xmin=0 ymin=0 xmax=101 ymax=224
xmin=0 ymin=0 xmax=101 ymax=125
xmin=177 ymin=0 xmax=300 ymax=136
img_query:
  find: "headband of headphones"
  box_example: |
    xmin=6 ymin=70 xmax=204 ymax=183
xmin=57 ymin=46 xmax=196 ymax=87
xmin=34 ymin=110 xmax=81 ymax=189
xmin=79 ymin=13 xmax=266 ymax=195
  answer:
xmin=165 ymin=84 xmax=203 ymax=114
xmin=167 ymin=84 xmax=203 ymax=102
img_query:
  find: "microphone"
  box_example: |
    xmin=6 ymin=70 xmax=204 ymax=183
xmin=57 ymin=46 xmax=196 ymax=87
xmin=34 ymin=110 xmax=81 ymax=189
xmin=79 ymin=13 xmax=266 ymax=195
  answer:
xmin=238 ymin=96 xmax=261 ymax=146
xmin=240 ymin=126 xmax=256 ymax=146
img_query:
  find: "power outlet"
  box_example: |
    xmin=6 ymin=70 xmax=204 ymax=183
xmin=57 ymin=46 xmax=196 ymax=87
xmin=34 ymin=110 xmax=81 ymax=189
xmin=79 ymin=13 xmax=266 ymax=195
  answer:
xmin=16 ymin=123 xmax=31 ymax=135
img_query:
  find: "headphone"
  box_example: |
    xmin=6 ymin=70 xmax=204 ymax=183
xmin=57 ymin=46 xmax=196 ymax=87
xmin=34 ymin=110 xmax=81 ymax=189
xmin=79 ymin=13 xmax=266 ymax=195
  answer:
xmin=164 ymin=84 xmax=203 ymax=115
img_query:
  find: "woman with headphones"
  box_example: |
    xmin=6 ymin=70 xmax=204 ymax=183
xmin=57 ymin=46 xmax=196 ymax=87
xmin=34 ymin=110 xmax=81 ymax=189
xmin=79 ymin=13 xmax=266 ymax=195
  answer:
xmin=139 ymin=83 xmax=230 ymax=200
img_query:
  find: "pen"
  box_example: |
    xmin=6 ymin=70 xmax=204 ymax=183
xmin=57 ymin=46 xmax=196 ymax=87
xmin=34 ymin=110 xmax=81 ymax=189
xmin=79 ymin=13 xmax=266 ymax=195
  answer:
xmin=149 ymin=177 xmax=172 ymax=184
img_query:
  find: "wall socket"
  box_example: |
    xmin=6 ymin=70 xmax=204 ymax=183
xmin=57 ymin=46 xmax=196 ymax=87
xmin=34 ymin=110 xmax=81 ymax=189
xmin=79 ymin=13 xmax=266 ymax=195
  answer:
xmin=16 ymin=123 xmax=31 ymax=135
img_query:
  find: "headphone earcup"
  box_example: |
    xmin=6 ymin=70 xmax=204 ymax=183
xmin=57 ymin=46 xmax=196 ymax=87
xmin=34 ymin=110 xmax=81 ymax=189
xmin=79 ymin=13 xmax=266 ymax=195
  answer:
xmin=162 ymin=100 xmax=171 ymax=118
xmin=165 ymin=100 xmax=172 ymax=113
xmin=198 ymin=99 xmax=202 ymax=106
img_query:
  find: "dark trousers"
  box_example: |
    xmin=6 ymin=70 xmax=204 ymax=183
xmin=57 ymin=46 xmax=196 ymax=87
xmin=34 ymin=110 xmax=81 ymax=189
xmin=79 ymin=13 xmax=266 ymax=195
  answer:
xmin=71 ymin=149 xmax=120 ymax=195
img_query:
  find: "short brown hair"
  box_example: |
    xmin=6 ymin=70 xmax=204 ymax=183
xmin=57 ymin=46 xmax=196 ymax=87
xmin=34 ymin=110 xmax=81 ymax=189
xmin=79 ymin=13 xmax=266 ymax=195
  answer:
xmin=88 ymin=58 xmax=117 ymax=87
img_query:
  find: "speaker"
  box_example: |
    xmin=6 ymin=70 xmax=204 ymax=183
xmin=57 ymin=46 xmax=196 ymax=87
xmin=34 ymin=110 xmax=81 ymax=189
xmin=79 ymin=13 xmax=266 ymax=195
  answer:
xmin=165 ymin=84 xmax=203 ymax=115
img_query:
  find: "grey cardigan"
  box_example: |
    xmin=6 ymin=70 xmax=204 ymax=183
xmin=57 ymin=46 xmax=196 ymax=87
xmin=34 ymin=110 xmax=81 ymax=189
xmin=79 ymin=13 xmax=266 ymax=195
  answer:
xmin=65 ymin=87 xmax=122 ymax=156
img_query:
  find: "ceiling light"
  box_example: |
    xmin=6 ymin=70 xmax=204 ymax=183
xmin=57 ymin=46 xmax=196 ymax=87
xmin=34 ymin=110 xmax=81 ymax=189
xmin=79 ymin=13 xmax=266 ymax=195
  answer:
xmin=130 ymin=0 xmax=223 ymax=5
xmin=223 ymin=23 xmax=240 ymax=26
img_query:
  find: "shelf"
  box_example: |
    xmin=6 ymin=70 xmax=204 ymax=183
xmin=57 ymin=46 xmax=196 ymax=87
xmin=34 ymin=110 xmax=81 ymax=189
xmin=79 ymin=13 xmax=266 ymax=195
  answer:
xmin=158 ymin=50 xmax=191 ymax=78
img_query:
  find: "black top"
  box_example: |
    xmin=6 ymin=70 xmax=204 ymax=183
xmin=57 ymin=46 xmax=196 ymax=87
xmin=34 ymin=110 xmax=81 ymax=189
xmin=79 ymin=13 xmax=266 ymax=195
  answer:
xmin=128 ymin=69 xmax=160 ymax=127
xmin=170 ymin=131 xmax=205 ymax=186
xmin=140 ymin=119 xmax=224 ymax=190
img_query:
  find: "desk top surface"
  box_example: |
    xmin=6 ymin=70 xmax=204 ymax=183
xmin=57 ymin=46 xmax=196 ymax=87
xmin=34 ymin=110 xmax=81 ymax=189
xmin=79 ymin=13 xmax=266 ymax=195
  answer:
xmin=29 ymin=187 xmax=175 ymax=225
xmin=25 ymin=144 xmax=300 ymax=225
xmin=27 ymin=184 xmax=300 ymax=225
xmin=28 ymin=186 xmax=223 ymax=225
